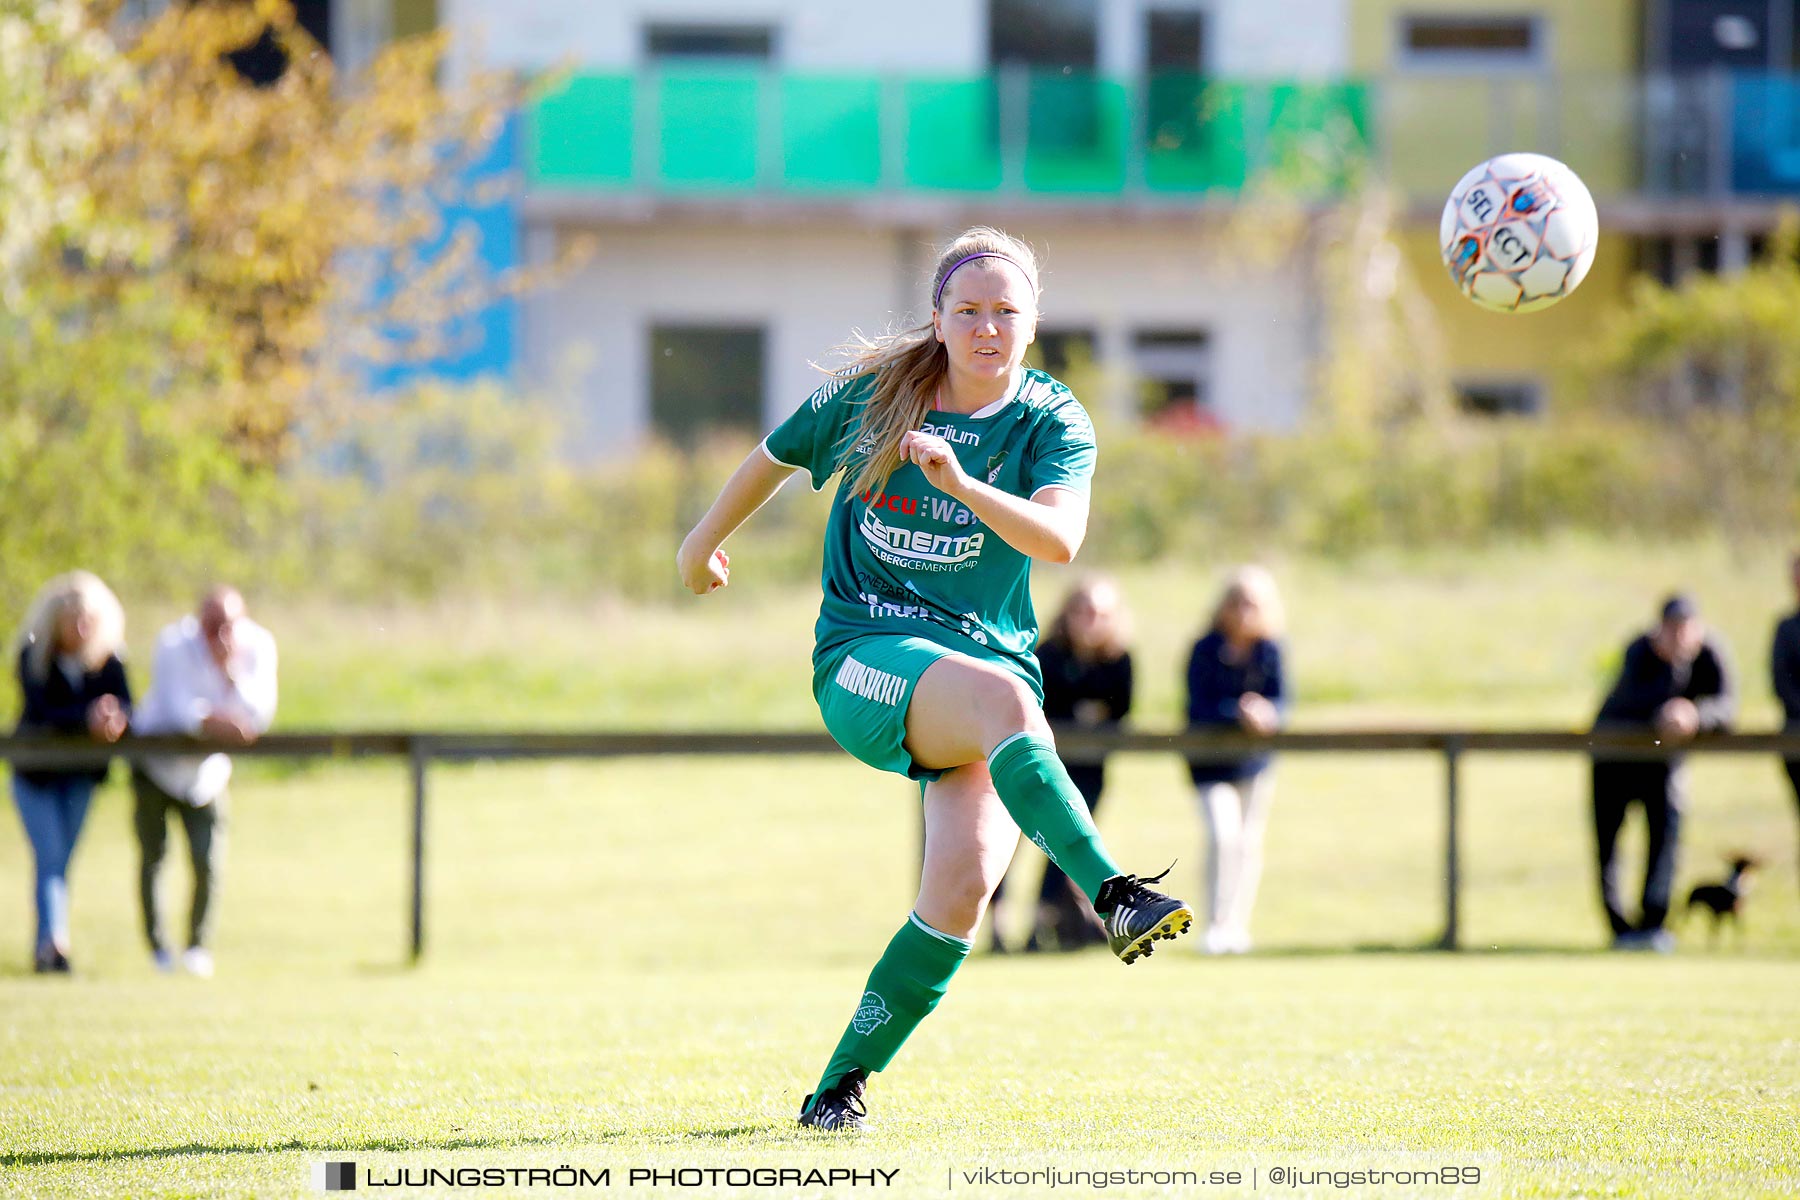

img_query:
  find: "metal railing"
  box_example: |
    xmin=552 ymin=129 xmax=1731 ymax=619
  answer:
xmin=4 ymin=729 xmax=1797 ymax=961
xmin=527 ymin=66 xmax=1800 ymax=208
xmin=529 ymin=67 xmax=1370 ymax=202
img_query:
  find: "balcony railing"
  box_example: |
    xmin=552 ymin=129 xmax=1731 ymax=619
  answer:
xmin=528 ymin=67 xmax=1800 ymax=207
xmin=529 ymin=67 xmax=1371 ymax=201
xmin=1378 ymin=70 xmax=1800 ymax=203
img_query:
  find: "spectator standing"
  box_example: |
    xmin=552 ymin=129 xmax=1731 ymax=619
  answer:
xmin=994 ymin=577 xmax=1134 ymax=952
xmin=1772 ymin=553 xmax=1800 ymax=890
xmin=1185 ymin=567 xmax=1286 ymax=955
xmin=1592 ymin=593 xmax=1734 ymax=952
xmin=131 ymin=586 xmax=277 ymax=977
xmin=10 ymin=572 xmax=132 ymax=973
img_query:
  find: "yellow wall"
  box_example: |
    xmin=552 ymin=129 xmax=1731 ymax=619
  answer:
xmin=1357 ymin=3 xmax=1642 ymax=409
xmin=392 ymin=0 xmax=437 ymax=40
xmin=1352 ymin=1 xmax=1641 ymax=199
xmin=1350 ymin=0 xmax=1639 ymax=74
xmin=1403 ymin=230 xmax=1636 ymax=410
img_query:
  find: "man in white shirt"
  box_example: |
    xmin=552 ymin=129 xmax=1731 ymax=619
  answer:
xmin=131 ymin=586 xmax=278 ymax=977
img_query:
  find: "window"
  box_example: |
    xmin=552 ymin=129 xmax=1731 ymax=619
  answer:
xmin=1637 ymin=235 xmax=1729 ymax=284
xmin=1655 ymin=1 xmax=1774 ymax=70
xmin=1132 ymin=328 xmax=1213 ymax=427
xmin=1637 ymin=237 xmax=1677 ymax=284
xmin=1144 ymin=8 xmax=1209 ymax=155
xmin=1029 ymin=328 xmax=1099 ymax=378
xmin=990 ymin=0 xmax=1102 ymax=160
xmin=649 ymin=325 xmax=765 ymax=447
xmin=989 ymin=0 xmax=1099 ymax=68
xmin=1399 ymin=15 xmax=1543 ymax=69
xmin=1145 ymin=8 xmax=1207 ymax=70
xmin=1456 ymin=379 xmax=1543 ymax=417
xmin=645 ymin=23 xmax=775 ymax=61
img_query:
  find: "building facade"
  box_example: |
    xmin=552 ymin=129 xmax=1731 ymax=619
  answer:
xmin=320 ymin=0 xmax=1800 ymax=443
xmin=468 ymin=0 xmax=1358 ymax=453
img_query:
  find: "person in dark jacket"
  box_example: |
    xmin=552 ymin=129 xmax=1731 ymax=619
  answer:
xmin=10 ymin=572 xmax=132 ymax=973
xmin=1186 ymin=566 xmax=1286 ymax=955
xmin=1592 ymin=593 xmax=1735 ymax=952
xmin=992 ymin=577 xmax=1134 ymax=952
xmin=1772 ymin=553 xmax=1800 ymax=887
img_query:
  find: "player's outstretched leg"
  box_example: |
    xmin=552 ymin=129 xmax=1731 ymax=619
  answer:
xmin=798 ymin=764 xmax=1014 ymax=1130
xmin=906 ymin=656 xmax=1194 ymax=962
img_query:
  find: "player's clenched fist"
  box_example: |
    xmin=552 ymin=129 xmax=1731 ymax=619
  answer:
xmin=676 ymin=539 xmax=730 ymax=594
xmin=899 ymin=430 xmax=970 ymax=496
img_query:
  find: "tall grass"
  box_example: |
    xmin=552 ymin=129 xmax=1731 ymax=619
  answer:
xmin=11 ymin=534 xmax=1776 ymax=735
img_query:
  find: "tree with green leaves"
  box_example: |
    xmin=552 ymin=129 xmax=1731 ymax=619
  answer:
xmin=1593 ymin=217 xmax=1800 ymax=539
xmin=0 ymin=0 xmax=526 ymax=615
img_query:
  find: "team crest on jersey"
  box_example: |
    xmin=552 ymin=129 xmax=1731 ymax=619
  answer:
xmin=851 ymin=991 xmax=892 ymax=1035
xmin=984 ymin=451 xmax=1008 ymax=483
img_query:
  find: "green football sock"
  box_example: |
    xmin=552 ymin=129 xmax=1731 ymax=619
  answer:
xmin=809 ymin=913 xmax=971 ymax=1105
xmin=987 ymin=731 xmax=1121 ymax=903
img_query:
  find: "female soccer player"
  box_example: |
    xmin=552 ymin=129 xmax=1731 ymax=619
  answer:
xmin=677 ymin=228 xmax=1192 ymax=1131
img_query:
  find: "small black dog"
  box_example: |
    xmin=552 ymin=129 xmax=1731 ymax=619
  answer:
xmin=1684 ymin=856 xmax=1760 ymax=945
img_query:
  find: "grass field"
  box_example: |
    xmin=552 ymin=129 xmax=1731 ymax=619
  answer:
xmin=4 ymin=539 xmax=1799 ymax=1197
xmin=11 ymin=533 xmax=1788 ymax=734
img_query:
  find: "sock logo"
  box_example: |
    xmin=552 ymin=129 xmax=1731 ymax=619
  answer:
xmin=1028 ymin=830 xmax=1057 ymax=864
xmin=851 ymin=991 xmax=892 ymax=1035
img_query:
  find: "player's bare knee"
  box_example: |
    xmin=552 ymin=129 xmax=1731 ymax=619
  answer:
xmin=927 ymin=874 xmax=991 ymax=930
xmin=968 ymin=668 xmax=1044 ymax=746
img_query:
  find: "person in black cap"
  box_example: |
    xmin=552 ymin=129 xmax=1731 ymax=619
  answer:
xmin=1772 ymin=552 xmax=1800 ymax=888
xmin=1591 ymin=593 xmax=1735 ymax=951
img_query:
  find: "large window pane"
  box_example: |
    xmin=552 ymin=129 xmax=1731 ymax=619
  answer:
xmin=1146 ymin=9 xmax=1206 ymax=70
xmin=645 ymin=24 xmax=774 ymax=60
xmin=988 ymin=0 xmax=1098 ymax=68
xmin=1399 ymin=15 xmax=1542 ymax=69
xmin=649 ymin=325 xmax=765 ymax=446
xmin=1132 ymin=327 xmax=1213 ymax=428
xmin=1029 ymin=328 xmax=1098 ymax=378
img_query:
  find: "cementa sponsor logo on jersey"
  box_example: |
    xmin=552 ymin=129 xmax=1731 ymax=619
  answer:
xmin=858 ymin=509 xmax=986 ymax=570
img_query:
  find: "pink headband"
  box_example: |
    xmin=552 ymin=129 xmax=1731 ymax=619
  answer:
xmin=933 ymin=251 xmax=1031 ymax=310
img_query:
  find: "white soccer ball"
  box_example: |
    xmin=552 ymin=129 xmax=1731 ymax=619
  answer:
xmin=1439 ymin=153 xmax=1598 ymax=314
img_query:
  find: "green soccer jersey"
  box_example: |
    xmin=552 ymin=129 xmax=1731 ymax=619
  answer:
xmin=762 ymin=367 xmax=1097 ymax=689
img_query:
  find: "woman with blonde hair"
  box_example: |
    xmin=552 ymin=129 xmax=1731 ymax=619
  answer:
xmin=678 ymin=227 xmax=1192 ymax=1130
xmin=1185 ymin=566 xmax=1287 ymax=955
xmin=992 ymin=575 xmax=1134 ymax=952
xmin=11 ymin=571 xmax=132 ymax=973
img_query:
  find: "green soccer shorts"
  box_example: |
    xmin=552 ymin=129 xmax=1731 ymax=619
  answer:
xmin=812 ymin=635 xmax=1043 ymax=783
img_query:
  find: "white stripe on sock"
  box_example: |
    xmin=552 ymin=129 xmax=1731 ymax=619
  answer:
xmin=986 ymin=731 xmax=1037 ymax=763
xmin=909 ymin=911 xmax=974 ymax=950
